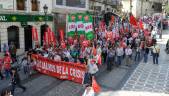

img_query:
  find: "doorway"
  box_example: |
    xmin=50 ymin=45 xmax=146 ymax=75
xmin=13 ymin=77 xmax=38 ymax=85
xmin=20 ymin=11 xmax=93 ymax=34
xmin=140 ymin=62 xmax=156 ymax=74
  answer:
xmin=24 ymin=25 xmax=33 ymax=51
xmin=7 ymin=26 xmax=20 ymax=48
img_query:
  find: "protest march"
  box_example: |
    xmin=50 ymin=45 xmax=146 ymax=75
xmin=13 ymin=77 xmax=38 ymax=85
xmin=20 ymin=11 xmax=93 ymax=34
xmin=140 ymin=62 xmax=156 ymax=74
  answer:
xmin=0 ymin=12 xmax=163 ymax=96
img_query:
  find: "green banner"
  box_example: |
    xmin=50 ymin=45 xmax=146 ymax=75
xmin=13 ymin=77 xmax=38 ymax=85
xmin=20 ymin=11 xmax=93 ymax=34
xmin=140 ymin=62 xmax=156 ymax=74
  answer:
xmin=84 ymin=14 xmax=94 ymax=40
xmin=67 ymin=14 xmax=76 ymax=37
xmin=0 ymin=14 xmax=53 ymax=22
xmin=76 ymin=13 xmax=85 ymax=36
xmin=67 ymin=13 xmax=94 ymax=40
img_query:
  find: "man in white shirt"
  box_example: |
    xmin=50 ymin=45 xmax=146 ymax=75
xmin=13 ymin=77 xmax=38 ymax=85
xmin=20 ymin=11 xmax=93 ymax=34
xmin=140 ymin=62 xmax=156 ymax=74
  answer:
xmin=116 ymin=45 xmax=124 ymax=66
xmin=125 ymin=46 xmax=132 ymax=66
xmin=97 ymin=45 xmax=102 ymax=55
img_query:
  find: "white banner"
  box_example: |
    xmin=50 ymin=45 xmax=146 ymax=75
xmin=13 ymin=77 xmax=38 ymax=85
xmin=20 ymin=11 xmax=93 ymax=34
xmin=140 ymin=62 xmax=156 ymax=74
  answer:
xmin=76 ymin=21 xmax=84 ymax=31
xmin=84 ymin=22 xmax=93 ymax=33
xmin=68 ymin=22 xmax=76 ymax=32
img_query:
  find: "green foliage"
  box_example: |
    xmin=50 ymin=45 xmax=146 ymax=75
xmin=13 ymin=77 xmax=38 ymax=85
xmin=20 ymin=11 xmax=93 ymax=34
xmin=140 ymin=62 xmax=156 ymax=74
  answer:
xmin=164 ymin=5 xmax=169 ymax=13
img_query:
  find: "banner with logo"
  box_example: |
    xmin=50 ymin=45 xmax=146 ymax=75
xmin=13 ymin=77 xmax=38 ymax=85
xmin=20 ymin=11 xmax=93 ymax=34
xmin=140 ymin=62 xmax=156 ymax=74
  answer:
xmin=67 ymin=14 xmax=76 ymax=37
xmin=76 ymin=13 xmax=85 ymax=35
xmin=32 ymin=54 xmax=86 ymax=84
xmin=84 ymin=14 xmax=94 ymax=40
xmin=67 ymin=13 xmax=94 ymax=40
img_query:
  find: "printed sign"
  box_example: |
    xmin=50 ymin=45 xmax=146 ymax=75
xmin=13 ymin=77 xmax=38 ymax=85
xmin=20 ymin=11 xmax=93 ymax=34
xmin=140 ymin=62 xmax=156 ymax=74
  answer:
xmin=32 ymin=54 xmax=87 ymax=84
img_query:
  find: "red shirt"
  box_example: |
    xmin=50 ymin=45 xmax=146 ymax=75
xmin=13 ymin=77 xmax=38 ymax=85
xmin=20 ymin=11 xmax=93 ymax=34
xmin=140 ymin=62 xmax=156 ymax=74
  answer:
xmin=4 ymin=56 xmax=11 ymax=70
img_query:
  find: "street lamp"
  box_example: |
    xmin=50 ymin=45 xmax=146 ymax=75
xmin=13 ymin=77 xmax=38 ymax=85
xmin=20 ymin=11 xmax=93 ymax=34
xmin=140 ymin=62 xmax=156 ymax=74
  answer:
xmin=43 ymin=4 xmax=48 ymax=25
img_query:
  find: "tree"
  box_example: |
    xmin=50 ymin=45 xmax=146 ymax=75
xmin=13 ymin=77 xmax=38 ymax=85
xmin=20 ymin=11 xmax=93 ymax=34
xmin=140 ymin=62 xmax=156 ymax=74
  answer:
xmin=164 ymin=5 xmax=169 ymax=14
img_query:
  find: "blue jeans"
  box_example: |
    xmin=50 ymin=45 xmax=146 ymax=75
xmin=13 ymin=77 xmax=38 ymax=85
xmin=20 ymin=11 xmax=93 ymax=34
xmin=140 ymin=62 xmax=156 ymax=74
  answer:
xmin=153 ymin=53 xmax=159 ymax=64
xmin=144 ymin=53 xmax=148 ymax=63
xmin=106 ymin=56 xmax=115 ymax=70
xmin=135 ymin=52 xmax=140 ymax=62
xmin=117 ymin=56 xmax=122 ymax=65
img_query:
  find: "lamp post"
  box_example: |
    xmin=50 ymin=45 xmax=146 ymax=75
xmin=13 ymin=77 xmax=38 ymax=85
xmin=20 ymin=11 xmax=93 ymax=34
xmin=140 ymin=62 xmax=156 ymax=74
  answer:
xmin=43 ymin=4 xmax=48 ymax=25
xmin=130 ymin=0 xmax=132 ymax=14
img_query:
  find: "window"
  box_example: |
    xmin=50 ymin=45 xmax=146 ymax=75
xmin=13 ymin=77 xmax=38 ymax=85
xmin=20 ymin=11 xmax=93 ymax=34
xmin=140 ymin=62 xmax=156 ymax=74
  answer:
xmin=55 ymin=0 xmax=86 ymax=8
xmin=66 ymin=0 xmax=86 ymax=8
xmin=32 ymin=0 xmax=38 ymax=11
xmin=153 ymin=3 xmax=162 ymax=12
xmin=17 ymin=0 xmax=25 ymax=10
xmin=0 ymin=4 xmax=2 ymax=9
xmin=56 ymin=0 xmax=63 ymax=5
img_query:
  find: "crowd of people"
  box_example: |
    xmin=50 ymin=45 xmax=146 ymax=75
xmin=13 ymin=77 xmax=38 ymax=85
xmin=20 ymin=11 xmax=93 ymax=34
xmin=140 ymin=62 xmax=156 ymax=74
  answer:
xmin=0 ymin=14 xmax=163 ymax=96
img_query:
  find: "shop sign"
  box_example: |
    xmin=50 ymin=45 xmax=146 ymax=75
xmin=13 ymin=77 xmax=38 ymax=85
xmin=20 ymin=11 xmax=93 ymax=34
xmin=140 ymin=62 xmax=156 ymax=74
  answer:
xmin=0 ymin=16 xmax=7 ymax=21
xmin=0 ymin=14 xmax=53 ymax=22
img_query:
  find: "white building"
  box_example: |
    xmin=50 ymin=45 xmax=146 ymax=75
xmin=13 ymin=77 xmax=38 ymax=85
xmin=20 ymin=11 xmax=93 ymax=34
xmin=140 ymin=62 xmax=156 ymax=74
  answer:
xmin=0 ymin=0 xmax=53 ymax=52
xmin=122 ymin=0 xmax=163 ymax=17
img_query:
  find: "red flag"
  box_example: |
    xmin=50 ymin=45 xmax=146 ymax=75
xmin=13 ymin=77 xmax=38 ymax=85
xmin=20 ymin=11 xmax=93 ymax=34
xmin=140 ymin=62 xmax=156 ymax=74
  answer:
xmin=139 ymin=20 xmax=144 ymax=29
xmin=130 ymin=14 xmax=138 ymax=26
xmin=32 ymin=27 xmax=38 ymax=41
xmin=59 ymin=29 xmax=64 ymax=42
xmin=97 ymin=54 xmax=102 ymax=65
xmin=92 ymin=77 xmax=101 ymax=93
xmin=53 ymin=36 xmax=57 ymax=47
xmin=50 ymin=31 xmax=56 ymax=45
xmin=49 ymin=31 xmax=53 ymax=42
xmin=44 ymin=31 xmax=49 ymax=45
xmin=46 ymin=27 xmax=51 ymax=33
xmin=92 ymin=46 xmax=97 ymax=56
xmin=46 ymin=27 xmax=52 ymax=44
xmin=35 ymin=28 xmax=38 ymax=41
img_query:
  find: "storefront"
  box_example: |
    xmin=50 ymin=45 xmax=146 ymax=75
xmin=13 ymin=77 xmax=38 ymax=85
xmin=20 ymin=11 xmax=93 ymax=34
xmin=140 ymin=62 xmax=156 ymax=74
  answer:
xmin=0 ymin=14 xmax=53 ymax=52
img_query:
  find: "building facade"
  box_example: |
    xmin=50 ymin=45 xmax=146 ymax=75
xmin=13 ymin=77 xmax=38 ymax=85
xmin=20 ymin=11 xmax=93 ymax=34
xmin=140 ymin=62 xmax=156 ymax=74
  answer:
xmin=122 ymin=0 xmax=163 ymax=17
xmin=0 ymin=0 xmax=53 ymax=52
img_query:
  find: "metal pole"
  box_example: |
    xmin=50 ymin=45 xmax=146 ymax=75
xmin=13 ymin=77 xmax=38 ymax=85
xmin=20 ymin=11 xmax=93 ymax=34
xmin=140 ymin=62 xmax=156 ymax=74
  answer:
xmin=130 ymin=0 xmax=132 ymax=13
xmin=45 ymin=12 xmax=47 ymax=25
xmin=93 ymin=0 xmax=95 ymax=27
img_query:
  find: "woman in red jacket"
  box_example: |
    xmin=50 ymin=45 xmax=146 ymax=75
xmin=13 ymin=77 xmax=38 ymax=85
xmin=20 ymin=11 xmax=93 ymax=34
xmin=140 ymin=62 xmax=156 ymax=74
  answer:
xmin=3 ymin=52 xmax=12 ymax=79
